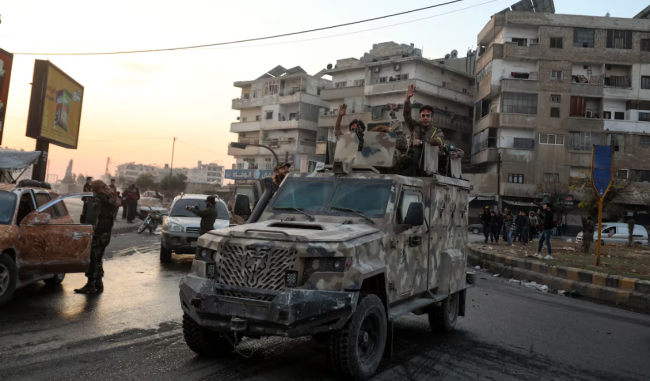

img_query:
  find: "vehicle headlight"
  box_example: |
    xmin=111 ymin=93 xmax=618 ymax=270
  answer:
xmin=169 ymin=223 xmax=182 ymax=232
xmin=195 ymin=247 xmax=215 ymax=260
xmin=303 ymin=257 xmax=351 ymax=282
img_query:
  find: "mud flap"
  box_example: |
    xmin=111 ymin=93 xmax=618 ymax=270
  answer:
xmin=458 ymin=289 xmax=466 ymax=317
xmin=438 ymin=249 xmax=466 ymax=295
xmin=384 ymin=320 xmax=394 ymax=360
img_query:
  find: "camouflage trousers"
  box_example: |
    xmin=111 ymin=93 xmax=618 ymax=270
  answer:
xmin=85 ymin=232 xmax=111 ymax=280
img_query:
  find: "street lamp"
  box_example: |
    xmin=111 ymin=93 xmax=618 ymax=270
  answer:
xmin=230 ymin=142 xmax=279 ymax=166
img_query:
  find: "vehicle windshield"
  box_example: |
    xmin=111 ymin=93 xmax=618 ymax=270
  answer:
xmin=139 ymin=198 xmax=164 ymax=207
xmin=271 ymin=179 xmax=391 ymax=217
xmin=0 ymin=191 xmax=17 ymax=225
xmin=170 ymin=199 xmax=229 ymax=220
xmin=273 ymin=181 xmax=335 ymax=211
xmin=328 ymin=182 xmax=391 ymax=217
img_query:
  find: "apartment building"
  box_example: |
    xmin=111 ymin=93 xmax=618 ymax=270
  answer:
xmin=229 ymin=66 xmax=331 ymax=170
xmin=317 ymin=42 xmax=475 ymax=158
xmin=116 ymin=162 xmax=160 ymax=183
xmin=469 ymin=9 xmax=650 ymax=226
xmin=117 ymin=161 xmax=224 ymax=186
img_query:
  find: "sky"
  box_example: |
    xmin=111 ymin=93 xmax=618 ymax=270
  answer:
xmin=0 ymin=0 xmax=647 ymax=181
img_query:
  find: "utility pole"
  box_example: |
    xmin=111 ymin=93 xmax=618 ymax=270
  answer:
xmin=105 ymin=157 xmax=111 ymax=177
xmin=170 ymin=137 xmax=177 ymax=196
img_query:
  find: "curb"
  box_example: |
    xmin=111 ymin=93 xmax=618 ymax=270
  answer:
xmin=112 ymin=225 xmax=140 ymax=235
xmin=467 ymin=244 xmax=650 ymax=311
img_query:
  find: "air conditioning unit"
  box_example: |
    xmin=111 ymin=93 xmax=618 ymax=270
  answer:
xmin=374 ymin=67 xmax=380 ymax=73
xmin=586 ymin=110 xmax=593 ymax=118
xmin=394 ymin=64 xmax=401 ymax=71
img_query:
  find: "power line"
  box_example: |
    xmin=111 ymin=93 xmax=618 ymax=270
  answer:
xmin=177 ymin=140 xmax=229 ymax=156
xmin=12 ymin=0 xmax=463 ymax=56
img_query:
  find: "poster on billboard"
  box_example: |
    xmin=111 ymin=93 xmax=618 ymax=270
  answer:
xmin=0 ymin=48 xmax=13 ymax=146
xmin=26 ymin=60 xmax=84 ymax=149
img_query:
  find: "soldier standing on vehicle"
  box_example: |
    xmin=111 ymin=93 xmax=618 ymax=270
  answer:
xmin=273 ymin=162 xmax=291 ymax=186
xmin=74 ymin=180 xmax=115 ymax=294
xmin=188 ymin=196 xmax=219 ymax=235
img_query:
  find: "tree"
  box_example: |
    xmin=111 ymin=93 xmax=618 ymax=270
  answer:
xmin=159 ymin=172 xmax=188 ymax=198
xmin=604 ymin=203 xmax=625 ymax=222
xmin=536 ymin=180 xmax=571 ymax=221
xmin=569 ymin=174 xmax=634 ymax=219
xmin=135 ymin=173 xmax=156 ymax=191
xmin=580 ymin=216 xmax=594 ymax=253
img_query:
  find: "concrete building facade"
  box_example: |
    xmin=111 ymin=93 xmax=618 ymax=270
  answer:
xmin=229 ymin=66 xmax=331 ymax=169
xmin=317 ymin=42 xmax=475 ymax=158
xmin=469 ymin=10 xmax=650 ymax=228
xmin=117 ymin=161 xmax=224 ymax=186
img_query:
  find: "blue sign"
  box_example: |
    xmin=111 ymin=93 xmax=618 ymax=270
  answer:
xmin=225 ymin=169 xmax=273 ymax=180
xmin=592 ymin=145 xmax=613 ymax=198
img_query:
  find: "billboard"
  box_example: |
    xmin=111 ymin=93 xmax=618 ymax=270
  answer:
xmin=0 ymin=48 xmax=13 ymax=146
xmin=26 ymin=60 xmax=84 ymax=149
xmin=225 ymin=169 xmax=273 ymax=180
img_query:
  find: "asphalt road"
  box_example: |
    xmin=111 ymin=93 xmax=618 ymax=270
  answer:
xmin=1 ymin=232 xmax=649 ymax=381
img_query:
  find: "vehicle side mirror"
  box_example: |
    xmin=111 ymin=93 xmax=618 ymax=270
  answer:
xmin=404 ymin=202 xmax=424 ymax=227
xmin=234 ymin=193 xmax=251 ymax=217
xmin=22 ymin=211 xmax=52 ymax=225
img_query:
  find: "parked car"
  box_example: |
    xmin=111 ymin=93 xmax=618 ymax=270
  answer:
xmin=137 ymin=197 xmax=169 ymax=219
xmin=0 ymin=181 xmax=94 ymax=306
xmin=576 ymin=223 xmax=649 ymax=246
xmin=468 ymin=223 xmax=483 ymax=234
xmin=160 ymin=194 xmax=230 ymax=262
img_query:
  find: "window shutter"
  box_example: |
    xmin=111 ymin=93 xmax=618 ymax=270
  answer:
xmin=606 ymin=30 xmax=613 ymax=48
xmin=626 ymin=31 xmax=632 ymax=50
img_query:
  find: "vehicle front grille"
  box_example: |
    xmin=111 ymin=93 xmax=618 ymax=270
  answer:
xmin=186 ymin=227 xmax=200 ymax=234
xmin=216 ymin=244 xmax=297 ymax=301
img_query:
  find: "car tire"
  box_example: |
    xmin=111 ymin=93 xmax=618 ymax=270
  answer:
xmin=472 ymin=228 xmax=480 ymax=234
xmin=182 ymin=313 xmax=234 ymax=357
xmin=428 ymin=292 xmax=459 ymax=333
xmin=160 ymin=242 xmax=172 ymax=263
xmin=43 ymin=274 xmax=66 ymax=285
xmin=0 ymin=253 xmax=17 ymax=307
xmin=327 ymin=294 xmax=387 ymax=380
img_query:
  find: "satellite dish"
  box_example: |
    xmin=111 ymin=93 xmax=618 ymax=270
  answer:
xmin=445 ymin=54 xmax=451 ymax=59
xmin=327 ymin=63 xmax=333 ymax=70
xmin=451 ymin=49 xmax=458 ymax=58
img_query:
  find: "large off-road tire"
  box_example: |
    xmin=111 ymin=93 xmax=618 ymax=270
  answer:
xmin=327 ymin=294 xmax=387 ymax=380
xmin=160 ymin=241 xmax=172 ymax=263
xmin=182 ymin=313 xmax=235 ymax=357
xmin=0 ymin=253 xmax=17 ymax=307
xmin=428 ymin=292 xmax=459 ymax=333
xmin=43 ymin=274 xmax=66 ymax=285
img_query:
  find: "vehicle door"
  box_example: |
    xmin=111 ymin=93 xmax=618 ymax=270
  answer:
xmin=16 ymin=193 xmax=94 ymax=275
xmin=393 ymin=186 xmax=426 ymax=299
xmin=633 ymin=226 xmax=648 ymax=245
xmin=601 ymin=226 xmax=617 ymax=244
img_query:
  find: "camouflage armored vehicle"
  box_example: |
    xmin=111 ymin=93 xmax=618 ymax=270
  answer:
xmin=179 ymin=132 xmax=472 ymax=379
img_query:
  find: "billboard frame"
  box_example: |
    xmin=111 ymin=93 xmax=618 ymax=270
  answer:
xmin=0 ymin=47 xmax=14 ymax=146
xmin=25 ymin=59 xmax=84 ymax=149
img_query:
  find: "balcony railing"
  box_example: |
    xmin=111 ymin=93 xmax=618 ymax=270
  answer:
xmin=238 ymin=138 xmax=260 ymax=145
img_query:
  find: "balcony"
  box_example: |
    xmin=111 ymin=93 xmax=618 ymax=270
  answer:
xmin=501 ymin=182 xmax=538 ymax=197
xmin=229 ymin=121 xmax=261 ymax=133
xmin=476 ymin=44 xmax=503 ymax=73
xmin=503 ymin=41 xmax=541 ymax=60
xmin=318 ymin=112 xmax=371 ymax=128
xmin=320 ymin=86 xmax=365 ymax=101
xmin=603 ymin=86 xmax=634 ymax=99
xmin=604 ymin=120 xmax=650 ymax=134
xmin=471 ymin=148 xmax=498 ymax=164
xmin=261 ymin=119 xmax=318 ymax=131
xmin=499 ymin=113 xmax=537 ymax=128
xmin=263 ymin=140 xmax=316 ymax=155
xmin=232 ymin=91 xmax=313 ymax=109
xmin=434 ymin=114 xmax=472 ymax=133
xmin=227 ymin=145 xmax=261 ymax=156
xmin=571 ymin=83 xmax=603 ymax=97
xmin=568 ymin=117 xmax=604 ymax=130
xmin=501 ymin=78 xmax=539 ymax=93
xmin=474 ymin=113 xmax=498 ymax=133
xmin=365 ymin=79 xmax=473 ymax=106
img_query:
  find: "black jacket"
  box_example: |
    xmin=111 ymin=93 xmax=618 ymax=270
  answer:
xmin=91 ymin=193 xmax=115 ymax=235
xmin=538 ymin=210 xmax=554 ymax=230
xmin=480 ymin=211 xmax=492 ymax=225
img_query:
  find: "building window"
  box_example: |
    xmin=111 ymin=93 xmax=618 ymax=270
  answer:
xmin=508 ymin=174 xmax=524 ymax=184
xmin=642 ymin=39 xmax=650 ymax=52
xmin=550 ymin=108 xmax=560 ymax=118
xmin=512 ymin=38 xmax=527 ymax=47
xmin=544 ymin=173 xmax=560 ymax=182
xmin=551 ymin=70 xmax=563 ymax=80
xmin=635 ymin=170 xmax=650 ymax=182
xmin=569 ymin=131 xmax=594 ymax=151
xmin=639 ymin=135 xmax=650 ymax=147
xmin=607 ymin=133 xmax=625 ymax=152
xmin=354 ymin=79 xmax=365 ymax=86
xmin=513 ymin=138 xmax=535 ymax=150
xmin=256 ymin=115 xmax=261 ymax=121
xmin=642 ymin=76 xmax=650 ymax=90
xmin=603 ymin=111 xmax=611 ymax=119
xmin=379 ymin=77 xmax=387 ymax=83
xmin=539 ymin=134 xmax=564 ymax=145
xmin=289 ymin=113 xmax=297 ymax=120
xmin=573 ymin=28 xmax=595 ymax=48
xmin=640 ymin=112 xmax=650 ymax=122
xmin=550 ymin=37 xmax=563 ymax=49
xmin=395 ymin=74 xmax=409 ymax=81
xmin=614 ymin=112 xmax=625 ymax=120
xmin=241 ymin=117 xmax=247 ymax=122
xmin=606 ymin=30 xmax=632 ymax=49
xmin=551 ymin=94 xmax=561 ymax=103
xmin=265 ymin=111 xmax=273 ymax=120
xmin=335 ymin=81 xmax=347 ymax=88
xmin=502 ymin=92 xmax=538 ymax=114
xmin=618 ymin=170 xmax=629 ymax=179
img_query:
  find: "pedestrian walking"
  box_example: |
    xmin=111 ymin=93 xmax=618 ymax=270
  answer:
xmin=535 ymin=204 xmax=554 ymax=259
xmin=504 ymin=214 xmax=514 ymax=245
xmin=557 ymin=220 xmax=563 ymax=237
xmin=121 ymin=189 xmax=130 ymax=219
xmin=480 ymin=206 xmax=492 ymax=243
xmin=114 ymin=192 xmax=121 ymax=221
xmin=528 ymin=211 xmax=538 ymax=241
xmin=519 ymin=211 xmax=529 ymax=245
xmin=489 ymin=211 xmax=502 ymax=243
xmin=126 ymin=184 xmax=138 ymax=223
xmin=74 ymin=180 xmax=114 ymax=294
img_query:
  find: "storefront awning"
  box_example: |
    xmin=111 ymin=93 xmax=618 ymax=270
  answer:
xmin=502 ymin=199 xmax=538 ymax=207
xmin=0 ymin=151 xmax=41 ymax=171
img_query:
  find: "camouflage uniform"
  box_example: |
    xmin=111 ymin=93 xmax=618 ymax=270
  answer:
xmin=403 ymin=101 xmax=444 ymax=147
xmin=86 ymin=193 xmax=114 ymax=280
xmin=190 ymin=204 xmax=218 ymax=235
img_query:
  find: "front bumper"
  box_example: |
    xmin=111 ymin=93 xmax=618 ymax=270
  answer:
xmin=180 ymin=265 xmax=358 ymax=337
xmin=162 ymin=231 xmax=199 ymax=254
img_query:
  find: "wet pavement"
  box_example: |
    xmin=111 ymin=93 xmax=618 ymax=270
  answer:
xmin=1 ymin=232 xmax=650 ymax=380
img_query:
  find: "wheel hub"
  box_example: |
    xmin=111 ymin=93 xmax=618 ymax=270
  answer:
xmin=361 ymin=331 xmax=369 ymax=343
xmin=0 ymin=264 xmax=9 ymax=296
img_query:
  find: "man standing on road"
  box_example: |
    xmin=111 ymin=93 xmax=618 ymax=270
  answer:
xmin=529 ymin=211 xmax=538 ymax=241
xmin=80 ymin=176 xmax=93 ymax=223
xmin=489 ymin=210 xmax=501 ymax=244
xmin=480 ymin=206 xmax=492 ymax=244
xmin=188 ymin=196 xmax=219 ymax=235
xmin=121 ymin=188 xmax=130 ymax=220
xmin=518 ymin=211 xmax=529 ymax=245
xmin=109 ymin=179 xmax=119 ymax=221
xmin=75 ymin=180 xmax=114 ymax=294
xmin=126 ymin=184 xmax=138 ymax=223
xmin=535 ymin=204 xmax=554 ymax=259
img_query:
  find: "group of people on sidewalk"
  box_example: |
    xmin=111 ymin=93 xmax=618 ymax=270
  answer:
xmin=480 ymin=204 xmax=556 ymax=260
xmin=82 ymin=177 xmax=142 ymax=224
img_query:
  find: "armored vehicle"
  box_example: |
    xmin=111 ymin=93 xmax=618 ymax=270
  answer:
xmin=179 ymin=132 xmax=473 ymax=379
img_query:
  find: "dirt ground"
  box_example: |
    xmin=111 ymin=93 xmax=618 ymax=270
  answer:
xmin=472 ymin=239 xmax=650 ymax=281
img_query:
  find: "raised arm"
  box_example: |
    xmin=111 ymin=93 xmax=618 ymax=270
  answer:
xmin=334 ymin=104 xmax=347 ymax=137
xmin=403 ymin=84 xmax=416 ymax=132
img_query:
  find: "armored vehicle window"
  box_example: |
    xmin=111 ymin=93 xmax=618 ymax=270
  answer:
xmin=273 ymin=181 xmax=335 ymax=211
xmin=0 ymin=191 xmax=17 ymax=225
xmin=328 ymin=182 xmax=391 ymax=217
xmin=397 ymin=190 xmax=422 ymax=224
